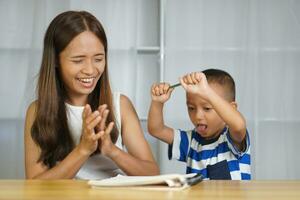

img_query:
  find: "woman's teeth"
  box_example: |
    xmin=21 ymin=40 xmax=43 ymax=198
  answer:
xmin=78 ymin=77 xmax=94 ymax=83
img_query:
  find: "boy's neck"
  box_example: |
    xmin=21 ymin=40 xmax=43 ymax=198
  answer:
xmin=201 ymin=126 xmax=227 ymax=141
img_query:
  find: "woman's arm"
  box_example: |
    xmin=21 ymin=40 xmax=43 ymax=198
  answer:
xmin=24 ymin=102 xmax=102 ymax=179
xmin=105 ymin=95 xmax=159 ymax=176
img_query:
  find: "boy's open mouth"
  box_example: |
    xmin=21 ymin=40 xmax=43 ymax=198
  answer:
xmin=196 ymin=124 xmax=207 ymax=133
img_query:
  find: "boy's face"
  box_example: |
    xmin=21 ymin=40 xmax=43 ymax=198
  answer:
xmin=186 ymin=83 xmax=229 ymax=139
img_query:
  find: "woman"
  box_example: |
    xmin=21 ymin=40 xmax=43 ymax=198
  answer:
xmin=24 ymin=10 xmax=159 ymax=179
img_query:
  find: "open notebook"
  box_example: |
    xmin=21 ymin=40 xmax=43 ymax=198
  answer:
xmin=88 ymin=173 xmax=203 ymax=191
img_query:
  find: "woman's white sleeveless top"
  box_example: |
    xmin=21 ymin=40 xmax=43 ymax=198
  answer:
xmin=65 ymin=92 xmax=125 ymax=180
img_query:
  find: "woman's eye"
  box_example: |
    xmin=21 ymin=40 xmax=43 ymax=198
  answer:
xmin=95 ymin=58 xmax=103 ymax=62
xmin=72 ymin=60 xmax=83 ymax=64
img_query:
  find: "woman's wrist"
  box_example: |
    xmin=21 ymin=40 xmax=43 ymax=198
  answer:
xmin=106 ymin=145 xmax=121 ymax=160
xmin=75 ymin=145 xmax=92 ymax=158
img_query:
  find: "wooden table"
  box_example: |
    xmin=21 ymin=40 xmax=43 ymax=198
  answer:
xmin=0 ymin=180 xmax=300 ymax=200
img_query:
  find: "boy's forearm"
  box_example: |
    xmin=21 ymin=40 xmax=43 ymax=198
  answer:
xmin=148 ymin=101 xmax=174 ymax=144
xmin=207 ymin=89 xmax=246 ymax=142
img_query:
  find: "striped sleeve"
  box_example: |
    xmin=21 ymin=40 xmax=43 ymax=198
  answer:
xmin=168 ymin=129 xmax=191 ymax=162
xmin=225 ymin=129 xmax=250 ymax=158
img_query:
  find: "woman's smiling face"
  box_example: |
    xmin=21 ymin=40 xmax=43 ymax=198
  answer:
xmin=59 ymin=31 xmax=105 ymax=105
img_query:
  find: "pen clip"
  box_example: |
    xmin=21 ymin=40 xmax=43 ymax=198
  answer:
xmin=185 ymin=173 xmax=203 ymax=186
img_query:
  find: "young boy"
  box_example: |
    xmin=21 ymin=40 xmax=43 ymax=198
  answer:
xmin=148 ymin=69 xmax=250 ymax=180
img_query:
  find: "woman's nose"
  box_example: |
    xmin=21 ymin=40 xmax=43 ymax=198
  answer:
xmin=81 ymin=60 xmax=94 ymax=74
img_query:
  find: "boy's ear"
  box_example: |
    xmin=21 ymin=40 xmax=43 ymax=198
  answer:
xmin=230 ymin=101 xmax=238 ymax=109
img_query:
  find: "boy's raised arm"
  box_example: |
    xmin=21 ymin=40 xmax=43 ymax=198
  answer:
xmin=147 ymin=83 xmax=174 ymax=144
xmin=206 ymin=89 xmax=247 ymax=149
xmin=180 ymin=72 xmax=246 ymax=150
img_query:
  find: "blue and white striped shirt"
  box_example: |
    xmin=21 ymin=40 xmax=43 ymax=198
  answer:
xmin=168 ymin=127 xmax=251 ymax=180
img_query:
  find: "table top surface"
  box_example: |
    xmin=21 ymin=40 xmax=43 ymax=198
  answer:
xmin=0 ymin=180 xmax=300 ymax=200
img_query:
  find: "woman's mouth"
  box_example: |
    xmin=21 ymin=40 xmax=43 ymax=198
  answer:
xmin=76 ymin=77 xmax=96 ymax=88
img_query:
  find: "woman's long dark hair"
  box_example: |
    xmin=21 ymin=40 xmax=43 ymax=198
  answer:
xmin=31 ymin=11 xmax=118 ymax=168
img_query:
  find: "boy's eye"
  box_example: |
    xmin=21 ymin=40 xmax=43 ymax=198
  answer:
xmin=188 ymin=107 xmax=195 ymax=111
xmin=204 ymin=107 xmax=212 ymax=111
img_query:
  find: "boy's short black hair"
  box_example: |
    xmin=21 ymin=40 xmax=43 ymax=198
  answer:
xmin=202 ymin=69 xmax=236 ymax=102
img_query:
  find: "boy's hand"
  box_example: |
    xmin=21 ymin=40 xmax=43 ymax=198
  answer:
xmin=180 ymin=72 xmax=211 ymax=100
xmin=151 ymin=83 xmax=174 ymax=104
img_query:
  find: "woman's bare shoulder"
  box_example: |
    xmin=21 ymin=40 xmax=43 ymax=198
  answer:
xmin=24 ymin=101 xmax=38 ymax=135
xmin=120 ymin=94 xmax=130 ymax=103
xmin=26 ymin=101 xmax=38 ymax=119
xmin=119 ymin=94 xmax=136 ymax=113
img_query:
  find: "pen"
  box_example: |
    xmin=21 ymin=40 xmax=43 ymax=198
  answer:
xmin=170 ymin=83 xmax=181 ymax=89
